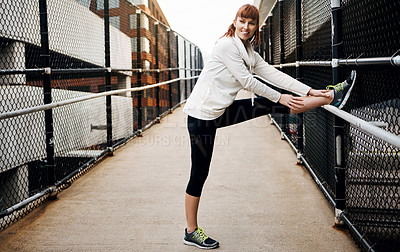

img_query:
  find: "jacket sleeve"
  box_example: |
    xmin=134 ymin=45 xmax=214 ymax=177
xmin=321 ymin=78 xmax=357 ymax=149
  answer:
xmin=253 ymin=53 xmax=311 ymax=96
xmin=215 ymin=39 xmax=282 ymax=103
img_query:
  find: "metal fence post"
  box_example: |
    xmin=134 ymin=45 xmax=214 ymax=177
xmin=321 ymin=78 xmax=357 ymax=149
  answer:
xmin=167 ymin=28 xmax=173 ymax=111
xmin=189 ymin=43 xmax=193 ymax=92
xmin=183 ymin=40 xmax=188 ymax=100
xmin=268 ymin=14 xmax=273 ymax=64
xmin=279 ymin=0 xmax=284 ymax=64
xmin=104 ymin=0 xmax=113 ymax=152
xmin=332 ymin=0 xmax=346 ymax=226
xmin=279 ymin=0 xmax=289 ymax=136
xmin=136 ymin=9 xmax=142 ymax=130
xmin=176 ymin=34 xmax=181 ymax=104
xmin=155 ymin=22 xmax=160 ymax=119
xmin=39 ymin=0 xmax=56 ymax=196
xmin=296 ymin=0 xmax=304 ymax=159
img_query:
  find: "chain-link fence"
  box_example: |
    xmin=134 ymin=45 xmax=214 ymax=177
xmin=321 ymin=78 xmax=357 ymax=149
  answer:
xmin=0 ymin=0 xmax=201 ymax=231
xmin=258 ymin=0 xmax=400 ymax=251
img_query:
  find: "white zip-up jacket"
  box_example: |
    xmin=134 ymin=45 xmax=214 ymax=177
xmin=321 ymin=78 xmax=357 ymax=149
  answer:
xmin=183 ymin=34 xmax=311 ymax=120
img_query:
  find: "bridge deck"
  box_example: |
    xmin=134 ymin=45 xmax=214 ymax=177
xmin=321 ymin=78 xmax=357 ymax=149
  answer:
xmin=0 ymin=93 xmax=359 ymax=251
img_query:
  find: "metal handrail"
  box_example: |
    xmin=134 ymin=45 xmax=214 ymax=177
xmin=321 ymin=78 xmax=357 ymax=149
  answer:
xmin=0 ymin=76 xmax=198 ymax=121
xmin=270 ymin=55 xmax=400 ymax=68
xmin=0 ymin=67 xmax=203 ymax=75
xmin=323 ymin=105 xmax=400 ymax=148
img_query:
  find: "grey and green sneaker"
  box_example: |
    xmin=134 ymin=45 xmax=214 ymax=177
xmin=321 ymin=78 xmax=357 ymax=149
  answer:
xmin=183 ymin=227 xmax=219 ymax=249
xmin=326 ymin=70 xmax=357 ymax=109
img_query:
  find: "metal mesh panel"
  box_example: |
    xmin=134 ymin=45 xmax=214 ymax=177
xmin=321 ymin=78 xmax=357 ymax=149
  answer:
xmin=282 ymin=67 xmax=299 ymax=147
xmin=283 ymin=0 xmax=296 ymax=63
xmin=271 ymin=5 xmax=280 ymax=64
xmin=342 ymin=0 xmax=400 ymax=58
xmin=301 ymin=0 xmax=331 ymax=60
xmin=343 ymin=65 xmax=400 ymax=251
xmin=341 ymin=3 xmax=400 ymax=247
xmin=0 ymin=0 xmax=46 ymax=229
xmin=302 ymin=67 xmax=336 ymax=196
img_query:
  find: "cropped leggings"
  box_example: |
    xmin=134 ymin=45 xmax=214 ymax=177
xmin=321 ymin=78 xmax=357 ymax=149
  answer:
xmin=186 ymin=97 xmax=289 ymax=197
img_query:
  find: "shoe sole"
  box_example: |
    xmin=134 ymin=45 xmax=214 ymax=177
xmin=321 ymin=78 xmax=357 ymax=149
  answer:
xmin=183 ymin=239 xmax=219 ymax=249
xmin=338 ymin=70 xmax=356 ymax=109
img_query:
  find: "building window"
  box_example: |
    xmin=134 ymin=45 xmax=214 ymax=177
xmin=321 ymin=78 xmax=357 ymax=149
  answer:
xmin=143 ymin=60 xmax=150 ymax=70
xmin=75 ymin=0 xmax=90 ymax=8
xmin=129 ymin=14 xmax=149 ymax=30
xmin=110 ymin=16 xmax=120 ymax=29
xmin=129 ymin=14 xmax=137 ymax=29
xmin=96 ymin=0 xmax=119 ymax=10
xmin=131 ymin=38 xmax=137 ymax=52
xmin=127 ymin=0 xmax=147 ymax=6
xmin=131 ymin=37 xmax=150 ymax=53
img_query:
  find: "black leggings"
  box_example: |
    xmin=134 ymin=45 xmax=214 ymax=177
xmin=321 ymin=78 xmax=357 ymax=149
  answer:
xmin=186 ymin=97 xmax=289 ymax=197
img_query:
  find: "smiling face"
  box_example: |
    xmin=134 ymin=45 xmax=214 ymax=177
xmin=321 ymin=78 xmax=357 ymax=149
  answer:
xmin=233 ymin=16 xmax=257 ymax=42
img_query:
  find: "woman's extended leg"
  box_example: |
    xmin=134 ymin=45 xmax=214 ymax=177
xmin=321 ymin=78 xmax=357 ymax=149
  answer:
xmin=290 ymin=92 xmax=333 ymax=114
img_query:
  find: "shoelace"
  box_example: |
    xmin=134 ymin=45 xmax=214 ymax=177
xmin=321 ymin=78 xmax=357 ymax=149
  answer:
xmin=326 ymin=81 xmax=345 ymax=92
xmin=193 ymin=227 xmax=208 ymax=242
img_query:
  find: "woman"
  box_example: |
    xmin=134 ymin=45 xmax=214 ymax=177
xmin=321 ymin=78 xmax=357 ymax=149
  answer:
xmin=182 ymin=4 xmax=355 ymax=249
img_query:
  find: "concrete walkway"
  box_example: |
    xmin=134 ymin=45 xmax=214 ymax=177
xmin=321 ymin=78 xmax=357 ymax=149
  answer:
xmin=0 ymin=93 xmax=359 ymax=251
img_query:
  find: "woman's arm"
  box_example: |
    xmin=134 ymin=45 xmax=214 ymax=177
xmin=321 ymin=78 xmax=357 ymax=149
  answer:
xmin=215 ymin=39 xmax=282 ymax=103
xmin=253 ymin=53 xmax=311 ymax=96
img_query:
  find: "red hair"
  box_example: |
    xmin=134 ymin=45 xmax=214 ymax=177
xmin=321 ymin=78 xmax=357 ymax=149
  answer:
xmin=222 ymin=4 xmax=261 ymax=45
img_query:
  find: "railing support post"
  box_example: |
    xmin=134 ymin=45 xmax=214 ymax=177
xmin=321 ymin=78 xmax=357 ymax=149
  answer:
xmin=104 ymin=0 xmax=113 ymax=153
xmin=39 ymin=0 xmax=56 ymax=197
xmin=332 ymin=0 xmax=345 ymax=226
xmin=155 ymin=22 xmax=160 ymax=119
xmin=296 ymin=0 xmax=304 ymax=161
xmin=167 ymin=28 xmax=173 ymax=111
xmin=136 ymin=10 xmax=142 ymax=130
xmin=176 ymin=35 xmax=181 ymax=104
xmin=268 ymin=14 xmax=273 ymax=64
xmin=189 ymin=43 xmax=193 ymax=93
xmin=279 ymin=0 xmax=289 ymax=138
xmin=183 ymin=40 xmax=188 ymax=100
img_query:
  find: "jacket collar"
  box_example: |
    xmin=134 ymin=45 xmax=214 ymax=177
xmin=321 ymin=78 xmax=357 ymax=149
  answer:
xmin=233 ymin=33 xmax=255 ymax=72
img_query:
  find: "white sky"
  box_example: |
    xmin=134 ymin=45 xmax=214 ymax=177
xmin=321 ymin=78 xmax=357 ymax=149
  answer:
xmin=157 ymin=0 xmax=254 ymax=62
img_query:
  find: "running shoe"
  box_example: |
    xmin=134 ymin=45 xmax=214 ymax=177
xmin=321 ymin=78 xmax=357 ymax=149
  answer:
xmin=326 ymin=70 xmax=357 ymax=109
xmin=183 ymin=227 xmax=219 ymax=249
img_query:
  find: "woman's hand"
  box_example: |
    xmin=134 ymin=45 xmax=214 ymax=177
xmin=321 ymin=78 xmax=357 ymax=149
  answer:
xmin=278 ymin=94 xmax=305 ymax=110
xmin=308 ymin=88 xmax=332 ymax=98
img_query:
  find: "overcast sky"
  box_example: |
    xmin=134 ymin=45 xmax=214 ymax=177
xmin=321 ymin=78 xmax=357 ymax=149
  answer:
xmin=157 ymin=0 xmax=254 ymax=61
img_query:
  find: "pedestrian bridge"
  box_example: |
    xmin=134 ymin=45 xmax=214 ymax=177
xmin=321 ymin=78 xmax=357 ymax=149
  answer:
xmin=1 ymin=0 xmax=400 ymax=251
xmin=0 ymin=92 xmax=359 ymax=251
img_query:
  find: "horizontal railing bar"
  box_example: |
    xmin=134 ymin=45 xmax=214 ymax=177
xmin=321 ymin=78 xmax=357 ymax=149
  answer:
xmin=0 ymin=67 xmax=202 ymax=76
xmin=112 ymin=67 xmax=180 ymax=73
xmin=51 ymin=68 xmax=109 ymax=74
xmin=340 ymin=212 xmax=376 ymax=252
xmin=0 ymin=68 xmax=46 ymax=75
xmin=271 ymin=61 xmax=332 ymax=68
xmin=271 ymin=56 xmax=400 ymax=68
xmin=0 ymin=76 xmax=198 ymax=121
xmin=112 ymin=67 xmax=201 ymax=73
xmin=0 ymin=187 xmax=53 ymax=218
xmin=323 ymin=105 xmax=400 ymax=148
xmin=338 ymin=55 xmax=400 ymax=66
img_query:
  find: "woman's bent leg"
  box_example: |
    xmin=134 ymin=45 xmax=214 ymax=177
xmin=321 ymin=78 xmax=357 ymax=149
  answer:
xmin=185 ymin=193 xmax=200 ymax=233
